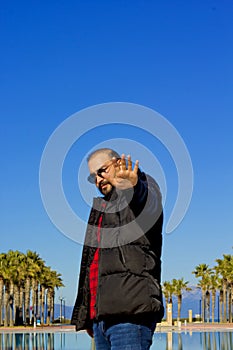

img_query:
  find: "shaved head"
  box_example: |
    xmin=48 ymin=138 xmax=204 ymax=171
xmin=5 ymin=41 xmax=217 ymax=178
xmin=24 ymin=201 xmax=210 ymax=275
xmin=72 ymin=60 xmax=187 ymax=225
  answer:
xmin=87 ymin=148 xmax=120 ymax=163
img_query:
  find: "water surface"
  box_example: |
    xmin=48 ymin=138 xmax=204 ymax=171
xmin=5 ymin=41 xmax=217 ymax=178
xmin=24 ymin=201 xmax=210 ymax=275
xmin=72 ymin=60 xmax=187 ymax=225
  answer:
xmin=0 ymin=330 xmax=232 ymax=349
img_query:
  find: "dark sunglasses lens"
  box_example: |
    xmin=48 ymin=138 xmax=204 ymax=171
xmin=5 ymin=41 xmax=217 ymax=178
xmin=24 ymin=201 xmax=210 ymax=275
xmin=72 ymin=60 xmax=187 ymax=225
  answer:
xmin=88 ymin=174 xmax=96 ymax=184
xmin=88 ymin=167 xmax=106 ymax=184
xmin=97 ymin=168 xmax=105 ymax=178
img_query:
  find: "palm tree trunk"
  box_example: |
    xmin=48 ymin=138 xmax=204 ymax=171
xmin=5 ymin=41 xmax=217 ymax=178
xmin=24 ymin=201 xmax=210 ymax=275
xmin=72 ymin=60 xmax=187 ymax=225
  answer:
xmin=206 ymin=291 xmax=210 ymax=323
xmin=211 ymin=291 xmax=216 ymax=323
xmin=177 ymin=295 xmax=182 ymax=322
xmin=14 ymin=285 xmax=20 ymax=326
xmin=19 ymin=285 xmax=24 ymax=325
xmin=35 ymin=282 xmax=39 ymax=321
xmin=228 ymin=287 xmax=232 ymax=323
xmin=37 ymin=284 xmax=41 ymax=323
xmin=219 ymin=290 xmax=223 ymax=323
xmin=223 ymin=281 xmax=227 ymax=322
xmin=0 ymin=278 xmax=4 ymax=325
xmin=51 ymin=290 xmax=55 ymax=323
xmin=25 ymin=277 xmax=31 ymax=325
xmin=4 ymin=285 xmax=9 ymax=327
xmin=41 ymin=286 xmax=45 ymax=325
xmin=9 ymin=282 xmax=14 ymax=327
xmin=46 ymin=289 xmax=51 ymax=324
xmin=202 ymin=290 xmax=206 ymax=322
xmin=31 ymin=279 xmax=37 ymax=325
xmin=231 ymin=285 xmax=233 ymax=323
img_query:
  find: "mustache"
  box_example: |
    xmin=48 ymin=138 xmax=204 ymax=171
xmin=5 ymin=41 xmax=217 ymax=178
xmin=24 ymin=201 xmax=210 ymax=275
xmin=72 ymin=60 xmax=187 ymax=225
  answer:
xmin=100 ymin=179 xmax=109 ymax=187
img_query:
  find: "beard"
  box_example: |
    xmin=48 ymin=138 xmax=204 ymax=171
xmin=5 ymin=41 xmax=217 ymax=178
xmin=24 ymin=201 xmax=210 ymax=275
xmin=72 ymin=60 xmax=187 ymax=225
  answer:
xmin=99 ymin=180 xmax=113 ymax=195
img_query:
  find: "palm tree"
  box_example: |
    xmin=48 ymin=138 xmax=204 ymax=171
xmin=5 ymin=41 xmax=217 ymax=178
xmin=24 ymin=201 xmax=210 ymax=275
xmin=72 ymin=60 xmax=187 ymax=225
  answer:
xmin=46 ymin=269 xmax=64 ymax=324
xmin=30 ymin=253 xmax=45 ymax=325
xmin=197 ymin=275 xmax=212 ymax=323
xmin=192 ymin=264 xmax=212 ymax=322
xmin=205 ymin=289 xmax=211 ymax=323
xmin=225 ymin=255 xmax=233 ymax=323
xmin=2 ymin=250 xmax=21 ymax=326
xmin=22 ymin=250 xmax=45 ymax=325
xmin=162 ymin=281 xmax=174 ymax=324
xmin=37 ymin=265 xmax=64 ymax=325
xmin=219 ymin=254 xmax=233 ymax=323
xmin=13 ymin=251 xmax=25 ymax=326
xmin=215 ymin=255 xmax=232 ymax=322
xmin=39 ymin=265 xmax=52 ymax=325
xmin=3 ymin=259 xmax=11 ymax=327
xmin=0 ymin=253 xmax=7 ymax=325
xmin=0 ymin=250 xmax=64 ymax=326
xmin=172 ymin=278 xmax=191 ymax=322
xmin=6 ymin=250 xmax=24 ymax=326
xmin=163 ymin=281 xmax=174 ymax=304
xmin=209 ymin=273 xmax=220 ymax=323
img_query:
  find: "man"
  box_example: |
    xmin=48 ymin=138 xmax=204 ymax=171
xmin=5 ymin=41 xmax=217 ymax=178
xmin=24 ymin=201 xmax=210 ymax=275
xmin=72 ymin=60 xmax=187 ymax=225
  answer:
xmin=71 ymin=148 xmax=164 ymax=350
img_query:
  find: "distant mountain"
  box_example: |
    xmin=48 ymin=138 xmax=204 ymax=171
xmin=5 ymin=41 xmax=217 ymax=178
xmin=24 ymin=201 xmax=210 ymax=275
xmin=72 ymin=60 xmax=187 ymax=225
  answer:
xmin=54 ymin=303 xmax=73 ymax=321
xmin=163 ymin=285 xmax=202 ymax=319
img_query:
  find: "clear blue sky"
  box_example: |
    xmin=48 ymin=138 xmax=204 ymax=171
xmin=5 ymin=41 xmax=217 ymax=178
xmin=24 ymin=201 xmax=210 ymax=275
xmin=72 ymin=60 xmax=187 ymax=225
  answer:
xmin=1 ymin=0 xmax=233 ymax=307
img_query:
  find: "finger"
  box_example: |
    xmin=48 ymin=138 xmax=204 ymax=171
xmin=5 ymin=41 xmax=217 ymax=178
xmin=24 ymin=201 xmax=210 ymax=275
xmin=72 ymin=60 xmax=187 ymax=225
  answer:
xmin=120 ymin=154 xmax=126 ymax=170
xmin=112 ymin=158 xmax=120 ymax=176
xmin=127 ymin=155 xmax=132 ymax=171
xmin=133 ymin=160 xmax=139 ymax=173
xmin=111 ymin=157 xmax=118 ymax=166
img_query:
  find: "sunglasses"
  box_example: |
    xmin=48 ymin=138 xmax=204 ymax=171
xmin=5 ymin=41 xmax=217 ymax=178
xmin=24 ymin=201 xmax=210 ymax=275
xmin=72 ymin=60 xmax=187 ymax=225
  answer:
xmin=87 ymin=158 xmax=121 ymax=184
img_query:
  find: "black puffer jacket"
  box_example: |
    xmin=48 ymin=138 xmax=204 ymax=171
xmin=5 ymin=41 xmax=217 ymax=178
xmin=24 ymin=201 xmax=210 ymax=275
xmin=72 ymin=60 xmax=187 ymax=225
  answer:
xmin=71 ymin=171 xmax=164 ymax=331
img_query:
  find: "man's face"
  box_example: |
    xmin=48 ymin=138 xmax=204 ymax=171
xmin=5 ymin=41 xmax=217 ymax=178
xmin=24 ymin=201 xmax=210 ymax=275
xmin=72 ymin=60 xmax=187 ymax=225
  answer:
xmin=88 ymin=153 xmax=115 ymax=195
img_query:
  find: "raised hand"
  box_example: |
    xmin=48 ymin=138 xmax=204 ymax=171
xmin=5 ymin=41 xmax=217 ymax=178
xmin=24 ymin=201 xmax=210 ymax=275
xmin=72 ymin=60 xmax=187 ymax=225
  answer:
xmin=103 ymin=154 xmax=139 ymax=190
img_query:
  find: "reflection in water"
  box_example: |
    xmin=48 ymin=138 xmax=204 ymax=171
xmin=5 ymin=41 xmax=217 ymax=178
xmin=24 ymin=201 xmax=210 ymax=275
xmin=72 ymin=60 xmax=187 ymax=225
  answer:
xmin=165 ymin=332 xmax=183 ymax=350
xmin=200 ymin=332 xmax=233 ymax=350
xmin=166 ymin=332 xmax=173 ymax=350
xmin=0 ymin=333 xmax=55 ymax=350
xmin=0 ymin=331 xmax=232 ymax=350
xmin=163 ymin=331 xmax=232 ymax=350
xmin=177 ymin=333 xmax=182 ymax=350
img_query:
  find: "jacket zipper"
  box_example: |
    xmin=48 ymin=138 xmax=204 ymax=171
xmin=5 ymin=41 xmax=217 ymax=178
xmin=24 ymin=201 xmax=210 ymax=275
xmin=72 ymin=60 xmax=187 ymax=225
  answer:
xmin=95 ymin=203 xmax=106 ymax=318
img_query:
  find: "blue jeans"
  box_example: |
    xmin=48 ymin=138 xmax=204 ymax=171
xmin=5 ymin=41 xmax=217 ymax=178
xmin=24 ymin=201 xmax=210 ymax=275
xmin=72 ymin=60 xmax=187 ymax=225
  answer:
xmin=93 ymin=320 xmax=156 ymax=350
